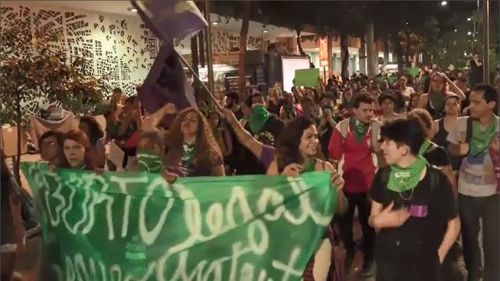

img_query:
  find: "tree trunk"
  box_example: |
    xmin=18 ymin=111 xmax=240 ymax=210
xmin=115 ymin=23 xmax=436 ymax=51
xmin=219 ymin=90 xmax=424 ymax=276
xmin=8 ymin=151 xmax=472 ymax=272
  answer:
xmin=392 ymin=35 xmax=404 ymax=73
xmin=359 ymin=36 xmax=367 ymax=74
xmin=366 ymin=22 xmax=377 ymax=77
xmin=340 ymin=31 xmax=350 ymax=82
xmin=383 ymin=37 xmax=390 ymax=65
xmin=296 ymin=28 xmax=307 ymax=56
xmin=14 ymin=90 xmax=21 ymax=185
xmin=238 ymin=0 xmax=251 ymax=100
xmin=198 ymin=31 xmax=205 ymax=68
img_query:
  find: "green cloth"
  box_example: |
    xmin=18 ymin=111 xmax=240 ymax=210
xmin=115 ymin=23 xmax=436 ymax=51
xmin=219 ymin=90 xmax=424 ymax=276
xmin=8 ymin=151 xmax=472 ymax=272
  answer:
xmin=248 ymin=104 xmax=271 ymax=134
xmin=387 ymin=157 xmax=427 ymax=192
xmin=350 ymin=117 xmax=368 ymax=144
xmin=407 ymin=67 xmax=420 ymax=79
xmin=470 ymin=116 xmax=499 ymax=157
xmin=303 ymin=158 xmax=316 ymax=173
xmin=418 ymin=139 xmax=433 ymax=156
xmin=430 ymin=92 xmax=446 ymax=113
xmin=180 ymin=142 xmax=196 ymax=168
xmin=294 ymin=68 xmax=320 ymax=88
xmin=137 ymin=150 xmax=164 ymax=174
xmin=21 ymin=162 xmax=337 ymax=281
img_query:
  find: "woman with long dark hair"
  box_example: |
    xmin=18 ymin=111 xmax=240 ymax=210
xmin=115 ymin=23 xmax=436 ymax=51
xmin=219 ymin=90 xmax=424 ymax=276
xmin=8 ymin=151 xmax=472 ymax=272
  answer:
xmin=267 ymin=116 xmax=347 ymax=281
xmin=165 ymin=107 xmax=225 ymax=177
xmin=79 ymin=116 xmax=106 ymax=168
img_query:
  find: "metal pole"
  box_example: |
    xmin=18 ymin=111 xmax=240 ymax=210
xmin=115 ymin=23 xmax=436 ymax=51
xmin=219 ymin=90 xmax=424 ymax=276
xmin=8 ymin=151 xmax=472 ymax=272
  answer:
xmin=483 ymin=0 xmax=490 ymax=84
xmin=175 ymin=50 xmax=222 ymax=111
xmin=205 ymin=0 xmax=215 ymax=94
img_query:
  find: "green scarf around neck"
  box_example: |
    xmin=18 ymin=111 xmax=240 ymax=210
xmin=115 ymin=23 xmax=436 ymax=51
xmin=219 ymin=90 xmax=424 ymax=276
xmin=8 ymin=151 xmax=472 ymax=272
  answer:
xmin=430 ymin=92 xmax=446 ymax=112
xmin=387 ymin=156 xmax=427 ymax=193
xmin=350 ymin=117 xmax=368 ymax=144
xmin=248 ymin=104 xmax=271 ymax=134
xmin=470 ymin=116 xmax=499 ymax=157
xmin=181 ymin=142 xmax=196 ymax=169
xmin=302 ymin=158 xmax=316 ymax=173
xmin=418 ymin=139 xmax=433 ymax=156
xmin=137 ymin=149 xmax=164 ymax=174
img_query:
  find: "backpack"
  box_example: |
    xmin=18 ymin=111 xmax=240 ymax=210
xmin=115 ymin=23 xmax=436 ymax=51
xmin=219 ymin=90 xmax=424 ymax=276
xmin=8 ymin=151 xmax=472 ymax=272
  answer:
xmin=337 ymin=118 xmax=381 ymax=152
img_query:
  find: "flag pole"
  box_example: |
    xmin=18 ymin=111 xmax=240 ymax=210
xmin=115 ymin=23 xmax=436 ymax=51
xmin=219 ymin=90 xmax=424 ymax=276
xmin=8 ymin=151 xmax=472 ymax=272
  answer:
xmin=204 ymin=0 xmax=215 ymax=94
xmin=175 ymin=50 xmax=222 ymax=111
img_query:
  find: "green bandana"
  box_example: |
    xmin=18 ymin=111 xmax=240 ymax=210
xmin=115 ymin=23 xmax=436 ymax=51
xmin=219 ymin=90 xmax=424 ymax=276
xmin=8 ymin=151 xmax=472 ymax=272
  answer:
xmin=284 ymin=104 xmax=296 ymax=119
xmin=350 ymin=117 xmax=368 ymax=144
xmin=302 ymin=158 xmax=316 ymax=173
xmin=418 ymin=139 xmax=433 ymax=156
xmin=387 ymin=157 xmax=427 ymax=193
xmin=470 ymin=116 xmax=499 ymax=157
xmin=430 ymin=92 xmax=446 ymax=113
xmin=137 ymin=149 xmax=164 ymax=174
xmin=181 ymin=142 xmax=196 ymax=169
xmin=248 ymin=104 xmax=271 ymax=134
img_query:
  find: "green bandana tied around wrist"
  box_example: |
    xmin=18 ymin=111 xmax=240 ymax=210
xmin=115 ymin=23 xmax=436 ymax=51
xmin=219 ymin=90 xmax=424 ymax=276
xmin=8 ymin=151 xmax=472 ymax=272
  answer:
xmin=430 ymin=92 xmax=446 ymax=113
xmin=387 ymin=157 xmax=427 ymax=193
xmin=470 ymin=116 xmax=499 ymax=157
xmin=248 ymin=104 xmax=271 ymax=134
xmin=350 ymin=117 xmax=368 ymax=144
xmin=137 ymin=149 xmax=164 ymax=174
xmin=181 ymin=142 xmax=196 ymax=169
xmin=418 ymin=139 xmax=433 ymax=156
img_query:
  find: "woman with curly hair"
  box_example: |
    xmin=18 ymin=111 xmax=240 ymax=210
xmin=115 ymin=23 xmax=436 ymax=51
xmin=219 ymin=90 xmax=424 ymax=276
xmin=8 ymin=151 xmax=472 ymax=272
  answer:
xmin=165 ymin=107 xmax=225 ymax=177
xmin=79 ymin=116 xmax=106 ymax=168
xmin=59 ymin=130 xmax=96 ymax=171
xmin=417 ymin=72 xmax=466 ymax=119
xmin=267 ymin=115 xmax=347 ymax=281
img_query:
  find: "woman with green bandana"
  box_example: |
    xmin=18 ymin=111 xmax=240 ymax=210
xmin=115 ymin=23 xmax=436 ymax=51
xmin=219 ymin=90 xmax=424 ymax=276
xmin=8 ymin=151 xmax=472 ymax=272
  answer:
xmin=267 ymin=115 xmax=347 ymax=281
xmin=417 ymin=72 xmax=466 ymax=120
xmin=368 ymin=117 xmax=460 ymax=281
xmin=165 ymin=108 xmax=224 ymax=177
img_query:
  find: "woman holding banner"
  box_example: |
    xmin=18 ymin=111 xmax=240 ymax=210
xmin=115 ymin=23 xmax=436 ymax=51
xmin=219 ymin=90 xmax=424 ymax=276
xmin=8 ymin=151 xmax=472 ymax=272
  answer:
xmin=267 ymin=115 xmax=347 ymax=281
xmin=165 ymin=107 xmax=225 ymax=177
xmin=59 ymin=130 xmax=97 ymax=171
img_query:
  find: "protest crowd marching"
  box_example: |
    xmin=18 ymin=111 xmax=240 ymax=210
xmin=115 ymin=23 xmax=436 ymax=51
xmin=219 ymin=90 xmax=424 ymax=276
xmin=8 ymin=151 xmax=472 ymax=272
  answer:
xmin=2 ymin=1 xmax=500 ymax=280
xmin=3 ymin=60 xmax=500 ymax=281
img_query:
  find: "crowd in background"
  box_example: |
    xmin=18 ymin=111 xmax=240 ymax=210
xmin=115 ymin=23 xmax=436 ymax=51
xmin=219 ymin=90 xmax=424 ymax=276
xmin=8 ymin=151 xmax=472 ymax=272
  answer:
xmin=2 ymin=60 xmax=500 ymax=281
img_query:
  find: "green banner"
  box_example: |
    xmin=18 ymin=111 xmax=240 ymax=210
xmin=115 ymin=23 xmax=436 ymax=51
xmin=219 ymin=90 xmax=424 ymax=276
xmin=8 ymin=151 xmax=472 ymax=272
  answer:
xmin=21 ymin=162 xmax=337 ymax=281
xmin=294 ymin=68 xmax=320 ymax=88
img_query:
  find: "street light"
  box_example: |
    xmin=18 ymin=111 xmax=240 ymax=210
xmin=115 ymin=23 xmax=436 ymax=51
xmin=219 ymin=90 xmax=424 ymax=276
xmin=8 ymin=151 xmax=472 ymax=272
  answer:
xmin=441 ymin=1 xmax=448 ymax=7
xmin=468 ymin=31 xmax=472 ymax=36
xmin=467 ymin=17 xmax=472 ymax=21
xmin=454 ymin=29 xmax=458 ymax=32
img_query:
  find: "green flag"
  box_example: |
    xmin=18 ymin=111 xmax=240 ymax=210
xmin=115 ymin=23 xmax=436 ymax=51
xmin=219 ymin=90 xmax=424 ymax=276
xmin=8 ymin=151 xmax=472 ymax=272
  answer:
xmin=294 ymin=68 xmax=320 ymax=88
xmin=21 ymin=162 xmax=337 ymax=281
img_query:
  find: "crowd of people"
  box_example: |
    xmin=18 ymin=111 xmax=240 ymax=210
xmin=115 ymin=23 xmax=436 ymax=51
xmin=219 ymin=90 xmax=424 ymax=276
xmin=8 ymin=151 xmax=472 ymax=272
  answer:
xmin=2 ymin=65 xmax=499 ymax=281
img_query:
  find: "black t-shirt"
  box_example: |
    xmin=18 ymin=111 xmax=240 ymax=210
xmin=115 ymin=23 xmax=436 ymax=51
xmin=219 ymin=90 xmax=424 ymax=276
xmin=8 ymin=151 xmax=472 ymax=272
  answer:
xmin=369 ymin=165 xmax=457 ymax=280
xmin=423 ymin=144 xmax=450 ymax=167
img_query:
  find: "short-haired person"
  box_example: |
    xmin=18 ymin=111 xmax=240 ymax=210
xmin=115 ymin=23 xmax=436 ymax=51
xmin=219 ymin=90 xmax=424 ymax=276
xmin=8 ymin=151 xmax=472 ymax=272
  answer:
xmin=447 ymin=84 xmax=499 ymax=281
xmin=369 ymin=117 xmax=460 ymax=281
xmin=328 ymin=94 xmax=381 ymax=276
xmin=38 ymin=131 xmax=65 ymax=167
